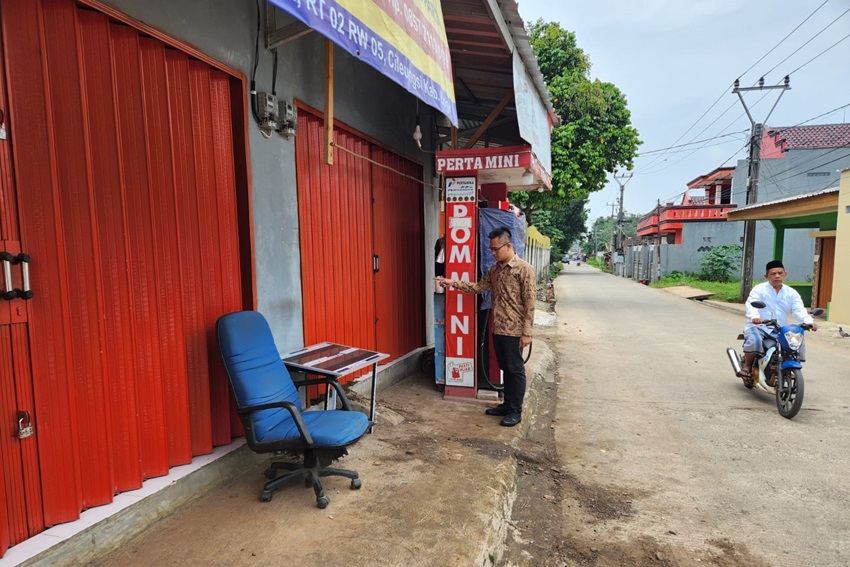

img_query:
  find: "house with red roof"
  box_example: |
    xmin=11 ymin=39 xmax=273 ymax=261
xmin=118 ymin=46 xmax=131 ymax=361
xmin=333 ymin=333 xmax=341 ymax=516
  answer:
xmin=631 ymin=123 xmax=850 ymax=290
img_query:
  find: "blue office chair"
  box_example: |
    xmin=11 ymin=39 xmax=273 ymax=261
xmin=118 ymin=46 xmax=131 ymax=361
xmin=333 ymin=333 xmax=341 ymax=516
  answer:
xmin=216 ymin=311 xmax=370 ymax=508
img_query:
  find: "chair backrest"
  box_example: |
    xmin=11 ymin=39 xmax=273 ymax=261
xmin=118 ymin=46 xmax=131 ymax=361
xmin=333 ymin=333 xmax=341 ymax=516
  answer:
xmin=217 ymin=311 xmax=302 ymax=441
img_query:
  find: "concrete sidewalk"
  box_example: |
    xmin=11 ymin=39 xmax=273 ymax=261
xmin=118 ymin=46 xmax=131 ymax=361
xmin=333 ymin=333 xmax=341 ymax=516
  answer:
xmin=17 ymin=341 xmax=554 ymax=567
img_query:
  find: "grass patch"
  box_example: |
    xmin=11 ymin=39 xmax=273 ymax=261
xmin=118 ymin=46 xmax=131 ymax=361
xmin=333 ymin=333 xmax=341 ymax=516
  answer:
xmin=588 ymin=256 xmax=611 ymax=273
xmin=651 ymin=275 xmax=812 ymax=303
xmin=650 ymin=274 xmax=743 ymax=302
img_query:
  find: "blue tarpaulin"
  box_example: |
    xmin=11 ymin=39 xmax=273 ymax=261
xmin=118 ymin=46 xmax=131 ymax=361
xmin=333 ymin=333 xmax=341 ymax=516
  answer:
xmin=477 ymin=208 xmax=527 ymax=310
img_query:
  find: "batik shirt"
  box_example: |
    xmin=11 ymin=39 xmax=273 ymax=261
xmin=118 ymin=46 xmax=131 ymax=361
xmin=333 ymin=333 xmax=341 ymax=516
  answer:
xmin=452 ymin=255 xmax=536 ymax=337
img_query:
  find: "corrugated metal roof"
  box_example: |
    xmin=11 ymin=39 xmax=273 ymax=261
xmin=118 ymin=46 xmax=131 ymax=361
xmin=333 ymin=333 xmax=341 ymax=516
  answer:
xmin=441 ymin=0 xmax=558 ymax=148
xmin=731 ymin=185 xmax=839 ymax=213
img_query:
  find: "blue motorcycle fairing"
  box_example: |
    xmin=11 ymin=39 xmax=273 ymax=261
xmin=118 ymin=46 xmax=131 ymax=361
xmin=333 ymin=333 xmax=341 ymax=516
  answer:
xmin=780 ymin=360 xmax=803 ymax=370
xmin=778 ymin=324 xmax=804 ymax=351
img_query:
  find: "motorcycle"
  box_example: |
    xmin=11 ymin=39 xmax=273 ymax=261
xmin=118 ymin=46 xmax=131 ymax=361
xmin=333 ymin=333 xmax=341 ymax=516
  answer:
xmin=726 ymin=300 xmax=823 ymax=419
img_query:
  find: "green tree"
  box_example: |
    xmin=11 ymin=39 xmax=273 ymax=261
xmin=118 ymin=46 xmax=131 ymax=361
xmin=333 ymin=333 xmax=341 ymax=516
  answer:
xmin=583 ymin=213 xmax=642 ymax=254
xmin=515 ymin=20 xmax=641 ymax=254
xmin=511 ymin=192 xmax=587 ymax=258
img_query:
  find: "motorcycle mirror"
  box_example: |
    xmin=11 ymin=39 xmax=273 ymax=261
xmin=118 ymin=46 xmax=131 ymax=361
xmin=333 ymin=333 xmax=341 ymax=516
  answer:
xmin=750 ymin=301 xmax=766 ymax=309
xmin=810 ymin=308 xmax=824 ymax=317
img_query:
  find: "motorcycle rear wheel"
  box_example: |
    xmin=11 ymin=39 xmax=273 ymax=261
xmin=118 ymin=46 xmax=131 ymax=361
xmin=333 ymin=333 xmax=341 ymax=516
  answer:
xmin=776 ymin=368 xmax=804 ymax=419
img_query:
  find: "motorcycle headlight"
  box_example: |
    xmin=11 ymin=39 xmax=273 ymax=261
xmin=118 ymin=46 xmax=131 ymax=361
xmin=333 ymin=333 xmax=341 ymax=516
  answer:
xmin=784 ymin=330 xmax=803 ymax=351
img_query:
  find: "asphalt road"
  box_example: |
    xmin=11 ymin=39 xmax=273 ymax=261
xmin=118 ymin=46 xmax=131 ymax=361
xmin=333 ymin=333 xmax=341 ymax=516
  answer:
xmin=549 ymin=264 xmax=850 ymax=566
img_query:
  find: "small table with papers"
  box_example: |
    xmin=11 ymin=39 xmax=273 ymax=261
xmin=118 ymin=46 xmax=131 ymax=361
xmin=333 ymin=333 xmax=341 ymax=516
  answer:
xmin=281 ymin=342 xmax=388 ymax=431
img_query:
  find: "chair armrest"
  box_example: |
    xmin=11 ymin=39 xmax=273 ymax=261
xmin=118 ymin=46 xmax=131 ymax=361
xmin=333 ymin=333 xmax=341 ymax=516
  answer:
xmin=290 ymin=376 xmax=338 ymax=388
xmin=289 ymin=376 xmax=356 ymax=412
xmin=237 ymin=400 xmax=299 ymax=414
xmin=237 ymin=400 xmax=314 ymax=445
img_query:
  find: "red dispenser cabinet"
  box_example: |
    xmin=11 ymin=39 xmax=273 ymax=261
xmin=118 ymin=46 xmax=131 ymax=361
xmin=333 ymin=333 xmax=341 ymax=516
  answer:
xmin=443 ymin=177 xmax=478 ymax=397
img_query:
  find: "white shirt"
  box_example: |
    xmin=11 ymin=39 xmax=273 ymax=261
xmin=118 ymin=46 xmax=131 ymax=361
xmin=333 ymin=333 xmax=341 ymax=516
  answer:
xmin=745 ymin=281 xmax=813 ymax=331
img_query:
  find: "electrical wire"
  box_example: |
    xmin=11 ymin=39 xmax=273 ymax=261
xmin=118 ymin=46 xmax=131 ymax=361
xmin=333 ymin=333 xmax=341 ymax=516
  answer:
xmin=784 ymin=31 xmax=850 ymax=78
xmin=637 ymin=1 xmax=836 ymax=172
xmin=249 ymin=0 xmax=263 ymax=127
xmin=641 ymin=82 xmax=782 ymax=177
xmin=740 ymin=0 xmax=833 ymax=81
xmin=651 ymin=141 xmax=750 ymax=207
xmin=251 ymin=0 xmax=260 ymax=85
xmin=638 ymin=91 xmax=765 ymax=175
xmin=332 ymin=142 xmax=437 ymax=188
xmin=746 ymin=146 xmax=847 ymax=199
xmin=638 ymin=130 xmax=749 ymax=156
xmin=636 ymin=94 xmax=732 ymax=172
xmin=795 ymin=102 xmax=850 ymax=126
xmin=642 ymin=136 xmax=748 ymax=158
xmin=753 ymin=155 xmax=843 ymax=201
xmin=718 ymin=142 xmax=750 ymax=169
xmin=721 ymin=100 xmax=850 ymax=197
xmin=765 ymin=148 xmax=850 ymax=185
xmin=760 ymin=6 xmax=850 ymax=79
xmin=639 ymin=132 xmax=749 ymax=176
xmin=272 ymin=48 xmax=278 ymax=96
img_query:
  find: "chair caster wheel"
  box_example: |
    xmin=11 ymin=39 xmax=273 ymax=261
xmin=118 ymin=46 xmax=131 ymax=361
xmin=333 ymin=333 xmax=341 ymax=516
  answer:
xmin=264 ymin=469 xmax=277 ymax=480
xmin=351 ymin=479 xmax=362 ymax=490
xmin=260 ymin=490 xmax=273 ymax=502
xmin=317 ymin=496 xmax=330 ymax=509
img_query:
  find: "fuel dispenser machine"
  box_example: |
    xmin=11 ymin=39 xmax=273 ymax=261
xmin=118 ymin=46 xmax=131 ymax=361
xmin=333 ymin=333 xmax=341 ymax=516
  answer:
xmin=433 ymin=146 xmax=549 ymax=401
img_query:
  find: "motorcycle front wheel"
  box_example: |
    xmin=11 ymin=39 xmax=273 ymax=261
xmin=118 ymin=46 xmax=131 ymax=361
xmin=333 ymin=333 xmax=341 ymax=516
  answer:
xmin=776 ymin=368 xmax=804 ymax=419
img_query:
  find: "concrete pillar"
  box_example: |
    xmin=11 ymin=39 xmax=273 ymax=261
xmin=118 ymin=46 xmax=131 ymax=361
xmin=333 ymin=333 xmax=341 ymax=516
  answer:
xmin=771 ymin=223 xmax=785 ymax=262
xmin=829 ymin=169 xmax=850 ymax=322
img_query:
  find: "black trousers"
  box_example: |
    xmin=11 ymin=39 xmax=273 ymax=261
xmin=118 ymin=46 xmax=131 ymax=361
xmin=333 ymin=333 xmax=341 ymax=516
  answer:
xmin=492 ymin=334 xmax=526 ymax=413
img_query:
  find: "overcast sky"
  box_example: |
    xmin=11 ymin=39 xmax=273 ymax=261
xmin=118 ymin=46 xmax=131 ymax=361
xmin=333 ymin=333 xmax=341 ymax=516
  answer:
xmin=515 ymin=0 xmax=850 ymax=228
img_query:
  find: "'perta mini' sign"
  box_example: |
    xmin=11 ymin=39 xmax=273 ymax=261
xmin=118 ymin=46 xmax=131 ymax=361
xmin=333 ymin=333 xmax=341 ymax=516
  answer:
xmin=437 ymin=153 xmax=522 ymax=173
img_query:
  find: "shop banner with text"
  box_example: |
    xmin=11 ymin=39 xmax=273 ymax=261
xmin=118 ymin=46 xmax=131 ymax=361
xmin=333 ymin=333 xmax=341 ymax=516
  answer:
xmin=270 ymin=0 xmax=457 ymax=126
xmin=513 ymin=50 xmax=551 ymax=175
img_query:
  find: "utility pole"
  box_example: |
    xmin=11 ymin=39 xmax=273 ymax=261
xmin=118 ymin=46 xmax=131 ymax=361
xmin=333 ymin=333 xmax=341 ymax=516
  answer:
xmin=656 ymin=199 xmax=662 ymax=282
xmin=732 ymin=76 xmax=790 ymax=301
xmin=605 ymin=202 xmax=617 ymax=254
xmin=612 ymin=170 xmax=633 ymax=254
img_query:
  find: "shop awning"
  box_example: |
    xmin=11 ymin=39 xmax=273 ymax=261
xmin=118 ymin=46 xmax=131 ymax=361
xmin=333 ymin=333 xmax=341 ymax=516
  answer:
xmin=268 ymin=0 xmax=458 ymax=126
xmin=441 ymin=0 xmax=557 ymax=181
xmin=726 ymin=186 xmax=839 ymax=221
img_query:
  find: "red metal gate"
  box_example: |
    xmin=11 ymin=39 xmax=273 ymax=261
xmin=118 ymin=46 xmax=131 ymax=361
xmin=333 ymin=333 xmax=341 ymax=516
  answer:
xmin=0 ymin=0 xmax=249 ymax=554
xmin=296 ymin=109 xmax=425 ymax=378
xmin=371 ymin=147 xmax=425 ymax=357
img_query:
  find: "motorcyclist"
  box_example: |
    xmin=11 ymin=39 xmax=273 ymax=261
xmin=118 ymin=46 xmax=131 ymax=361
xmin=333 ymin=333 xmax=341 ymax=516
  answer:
xmin=737 ymin=259 xmax=818 ymax=378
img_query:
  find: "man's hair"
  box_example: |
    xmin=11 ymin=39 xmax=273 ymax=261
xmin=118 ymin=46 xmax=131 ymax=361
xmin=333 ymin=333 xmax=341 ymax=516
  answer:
xmin=488 ymin=226 xmax=512 ymax=241
xmin=765 ymin=260 xmax=784 ymax=273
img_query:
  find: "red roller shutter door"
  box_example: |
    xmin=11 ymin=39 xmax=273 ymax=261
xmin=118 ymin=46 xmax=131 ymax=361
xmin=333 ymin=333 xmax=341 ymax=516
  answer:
xmin=0 ymin=0 xmax=248 ymax=553
xmin=296 ymin=109 xmax=425 ymax=377
xmin=371 ymin=146 xmax=425 ymax=356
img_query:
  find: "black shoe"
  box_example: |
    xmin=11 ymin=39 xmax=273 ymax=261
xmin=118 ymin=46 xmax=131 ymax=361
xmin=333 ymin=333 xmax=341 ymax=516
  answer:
xmin=484 ymin=405 xmax=510 ymax=416
xmin=499 ymin=411 xmax=522 ymax=427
